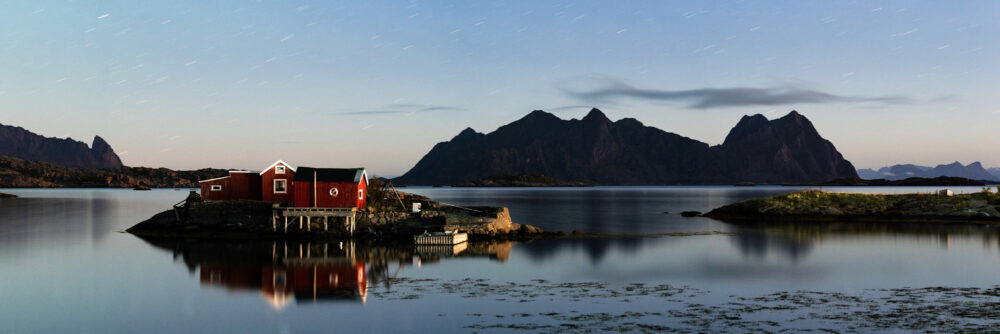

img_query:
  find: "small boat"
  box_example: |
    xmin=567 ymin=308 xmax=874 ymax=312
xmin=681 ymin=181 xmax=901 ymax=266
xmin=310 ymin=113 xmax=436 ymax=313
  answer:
xmin=414 ymin=230 xmax=468 ymax=245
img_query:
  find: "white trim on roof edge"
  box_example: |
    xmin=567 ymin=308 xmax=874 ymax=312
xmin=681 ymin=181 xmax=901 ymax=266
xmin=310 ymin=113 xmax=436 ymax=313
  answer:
xmin=259 ymin=160 xmax=297 ymax=175
xmin=198 ymin=176 xmax=231 ymax=183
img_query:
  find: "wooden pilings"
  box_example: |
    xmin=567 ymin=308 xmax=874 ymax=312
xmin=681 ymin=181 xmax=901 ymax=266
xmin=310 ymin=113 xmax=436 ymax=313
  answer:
xmin=272 ymin=207 xmax=358 ymax=234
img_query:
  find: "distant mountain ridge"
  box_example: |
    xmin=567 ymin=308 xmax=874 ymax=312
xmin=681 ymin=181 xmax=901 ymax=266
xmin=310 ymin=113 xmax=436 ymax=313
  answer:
xmin=858 ymin=162 xmax=998 ymax=181
xmin=0 ymin=155 xmax=226 ymax=188
xmin=395 ymin=109 xmax=857 ymax=185
xmin=0 ymin=123 xmax=123 ymax=168
xmin=990 ymin=168 xmax=1000 ymax=180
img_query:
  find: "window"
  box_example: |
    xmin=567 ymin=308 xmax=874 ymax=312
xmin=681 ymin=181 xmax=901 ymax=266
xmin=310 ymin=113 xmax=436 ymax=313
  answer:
xmin=210 ymin=185 xmax=222 ymax=191
xmin=274 ymin=179 xmax=287 ymax=193
xmin=275 ymin=166 xmax=286 ymax=174
xmin=358 ymin=189 xmax=364 ymax=200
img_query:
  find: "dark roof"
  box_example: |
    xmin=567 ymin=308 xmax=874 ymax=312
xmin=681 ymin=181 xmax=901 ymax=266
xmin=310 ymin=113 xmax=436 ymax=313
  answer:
xmin=293 ymin=167 xmax=366 ymax=182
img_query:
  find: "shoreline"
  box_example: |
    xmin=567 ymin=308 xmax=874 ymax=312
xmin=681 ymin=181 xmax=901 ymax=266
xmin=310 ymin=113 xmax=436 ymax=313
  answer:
xmin=704 ymin=189 xmax=1000 ymax=225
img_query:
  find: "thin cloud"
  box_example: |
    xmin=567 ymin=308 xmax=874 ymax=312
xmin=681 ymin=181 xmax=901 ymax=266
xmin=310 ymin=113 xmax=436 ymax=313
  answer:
xmin=339 ymin=104 xmax=465 ymax=115
xmin=558 ymin=77 xmax=915 ymax=108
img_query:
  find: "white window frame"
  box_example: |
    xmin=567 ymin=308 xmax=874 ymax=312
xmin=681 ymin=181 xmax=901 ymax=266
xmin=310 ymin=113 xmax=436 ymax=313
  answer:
xmin=358 ymin=189 xmax=364 ymax=200
xmin=275 ymin=166 xmax=286 ymax=174
xmin=273 ymin=179 xmax=287 ymax=194
xmin=210 ymin=185 xmax=222 ymax=191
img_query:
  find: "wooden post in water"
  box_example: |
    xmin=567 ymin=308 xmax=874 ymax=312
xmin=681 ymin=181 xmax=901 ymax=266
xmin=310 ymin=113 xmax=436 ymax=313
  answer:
xmin=284 ymin=215 xmax=288 ymax=233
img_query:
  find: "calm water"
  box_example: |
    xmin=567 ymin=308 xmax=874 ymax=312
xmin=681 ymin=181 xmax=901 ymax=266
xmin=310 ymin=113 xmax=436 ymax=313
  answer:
xmin=2 ymin=186 xmax=1000 ymax=332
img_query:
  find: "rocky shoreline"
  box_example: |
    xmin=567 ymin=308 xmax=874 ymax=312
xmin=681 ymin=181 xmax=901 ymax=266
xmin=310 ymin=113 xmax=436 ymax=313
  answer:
xmin=704 ymin=189 xmax=1000 ymax=224
xmin=126 ymin=196 xmax=558 ymax=242
xmin=0 ymin=192 xmax=17 ymax=199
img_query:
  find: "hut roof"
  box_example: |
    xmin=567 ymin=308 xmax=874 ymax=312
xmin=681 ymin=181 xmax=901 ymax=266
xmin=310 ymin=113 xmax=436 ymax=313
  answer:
xmin=293 ymin=167 xmax=366 ymax=183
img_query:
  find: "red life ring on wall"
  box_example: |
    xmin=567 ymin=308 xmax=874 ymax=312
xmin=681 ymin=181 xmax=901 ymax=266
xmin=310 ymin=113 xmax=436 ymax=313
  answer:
xmin=329 ymin=187 xmax=339 ymax=197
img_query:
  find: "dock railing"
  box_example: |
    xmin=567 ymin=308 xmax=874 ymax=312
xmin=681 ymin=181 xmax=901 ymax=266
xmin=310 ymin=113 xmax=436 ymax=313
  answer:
xmin=272 ymin=206 xmax=358 ymax=234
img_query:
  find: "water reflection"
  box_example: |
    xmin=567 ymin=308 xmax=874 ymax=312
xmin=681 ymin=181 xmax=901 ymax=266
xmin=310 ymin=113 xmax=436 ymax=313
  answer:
xmin=723 ymin=220 xmax=1000 ymax=260
xmin=138 ymin=237 xmax=516 ymax=307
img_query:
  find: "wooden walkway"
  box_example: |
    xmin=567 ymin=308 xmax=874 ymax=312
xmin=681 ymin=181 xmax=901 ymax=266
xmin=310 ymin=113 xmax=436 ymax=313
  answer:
xmin=272 ymin=207 xmax=358 ymax=234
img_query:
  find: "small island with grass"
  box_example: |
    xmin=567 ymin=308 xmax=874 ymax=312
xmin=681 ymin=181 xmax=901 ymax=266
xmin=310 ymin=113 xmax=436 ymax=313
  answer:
xmin=705 ymin=187 xmax=1000 ymax=224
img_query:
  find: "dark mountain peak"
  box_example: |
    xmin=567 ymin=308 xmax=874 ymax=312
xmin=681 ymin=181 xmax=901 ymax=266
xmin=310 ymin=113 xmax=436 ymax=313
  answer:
xmin=775 ymin=110 xmax=811 ymax=125
xmin=581 ymin=108 xmax=612 ymax=125
xmin=583 ymin=108 xmax=611 ymax=121
xmin=92 ymin=136 xmax=111 ymax=151
xmin=523 ymin=109 xmax=559 ymax=121
xmin=0 ymin=123 xmax=123 ymax=169
xmin=723 ymin=114 xmax=770 ymax=145
xmin=614 ymin=117 xmax=644 ymax=128
xmin=452 ymin=127 xmax=482 ymax=141
xmin=396 ymin=108 xmax=857 ymax=185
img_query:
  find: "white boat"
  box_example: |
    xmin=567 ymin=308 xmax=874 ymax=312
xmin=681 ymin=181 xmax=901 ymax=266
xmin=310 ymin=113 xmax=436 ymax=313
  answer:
xmin=414 ymin=230 xmax=468 ymax=245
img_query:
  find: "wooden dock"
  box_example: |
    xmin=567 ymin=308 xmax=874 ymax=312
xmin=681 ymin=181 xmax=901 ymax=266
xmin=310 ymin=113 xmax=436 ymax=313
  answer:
xmin=272 ymin=206 xmax=358 ymax=234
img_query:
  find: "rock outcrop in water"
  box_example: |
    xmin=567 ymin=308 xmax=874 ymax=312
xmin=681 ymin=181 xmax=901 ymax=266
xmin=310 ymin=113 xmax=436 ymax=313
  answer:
xmin=705 ymin=190 xmax=1000 ymax=223
xmin=0 ymin=123 xmax=123 ymax=168
xmin=395 ymin=109 xmax=857 ymax=185
xmin=126 ymin=193 xmax=553 ymax=240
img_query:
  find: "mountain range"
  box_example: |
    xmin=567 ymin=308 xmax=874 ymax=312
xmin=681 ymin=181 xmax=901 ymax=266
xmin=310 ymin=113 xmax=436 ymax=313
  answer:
xmin=858 ymin=162 xmax=999 ymax=181
xmin=0 ymin=155 xmax=226 ymax=188
xmin=395 ymin=109 xmax=858 ymax=185
xmin=0 ymin=123 xmax=123 ymax=169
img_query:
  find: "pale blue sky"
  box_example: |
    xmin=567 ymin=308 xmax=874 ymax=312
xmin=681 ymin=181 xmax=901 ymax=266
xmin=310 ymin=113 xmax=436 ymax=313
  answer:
xmin=1 ymin=1 xmax=997 ymax=175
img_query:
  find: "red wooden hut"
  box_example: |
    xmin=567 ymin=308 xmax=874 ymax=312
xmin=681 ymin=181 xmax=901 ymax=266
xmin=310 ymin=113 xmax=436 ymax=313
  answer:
xmin=199 ymin=175 xmax=232 ymax=201
xmin=292 ymin=167 xmax=368 ymax=209
xmin=198 ymin=170 xmax=261 ymax=201
xmin=260 ymin=160 xmax=296 ymax=205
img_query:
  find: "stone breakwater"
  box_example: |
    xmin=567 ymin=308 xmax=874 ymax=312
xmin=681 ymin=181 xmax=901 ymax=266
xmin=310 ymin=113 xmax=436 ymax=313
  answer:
xmin=704 ymin=189 xmax=1000 ymax=223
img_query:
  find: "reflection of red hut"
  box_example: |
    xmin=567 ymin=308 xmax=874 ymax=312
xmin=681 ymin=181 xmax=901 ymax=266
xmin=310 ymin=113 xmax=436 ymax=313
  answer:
xmin=200 ymin=261 xmax=368 ymax=308
xmin=261 ymin=262 xmax=368 ymax=306
xmin=292 ymin=168 xmax=368 ymax=209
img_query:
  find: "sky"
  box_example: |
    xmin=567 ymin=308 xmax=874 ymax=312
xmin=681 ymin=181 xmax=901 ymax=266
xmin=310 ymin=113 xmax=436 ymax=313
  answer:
xmin=1 ymin=1 xmax=998 ymax=176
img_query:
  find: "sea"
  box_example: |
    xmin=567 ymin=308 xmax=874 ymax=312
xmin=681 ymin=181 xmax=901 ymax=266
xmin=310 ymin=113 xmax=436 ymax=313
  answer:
xmin=2 ymin=186 xmax=999 ymax=332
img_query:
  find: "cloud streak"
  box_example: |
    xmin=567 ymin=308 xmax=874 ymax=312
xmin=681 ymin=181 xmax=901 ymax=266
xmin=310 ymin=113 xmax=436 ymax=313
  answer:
xmin=559 ymin=77 xmax=915 ymax=108
xmin=339 ymin=104 xmax=465 ymax=115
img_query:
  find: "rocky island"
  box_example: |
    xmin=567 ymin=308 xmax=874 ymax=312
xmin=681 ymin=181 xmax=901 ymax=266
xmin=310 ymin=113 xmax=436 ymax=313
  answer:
xmin=126 ymin=191 xmax=555 ymax=242
xmin=705 ymin=189 xmax=1000 ymax=224
xmin=0 ymin=192 xmax=17 ymax=199
xmin=821 ymin=176 xmax=991 ymax=187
